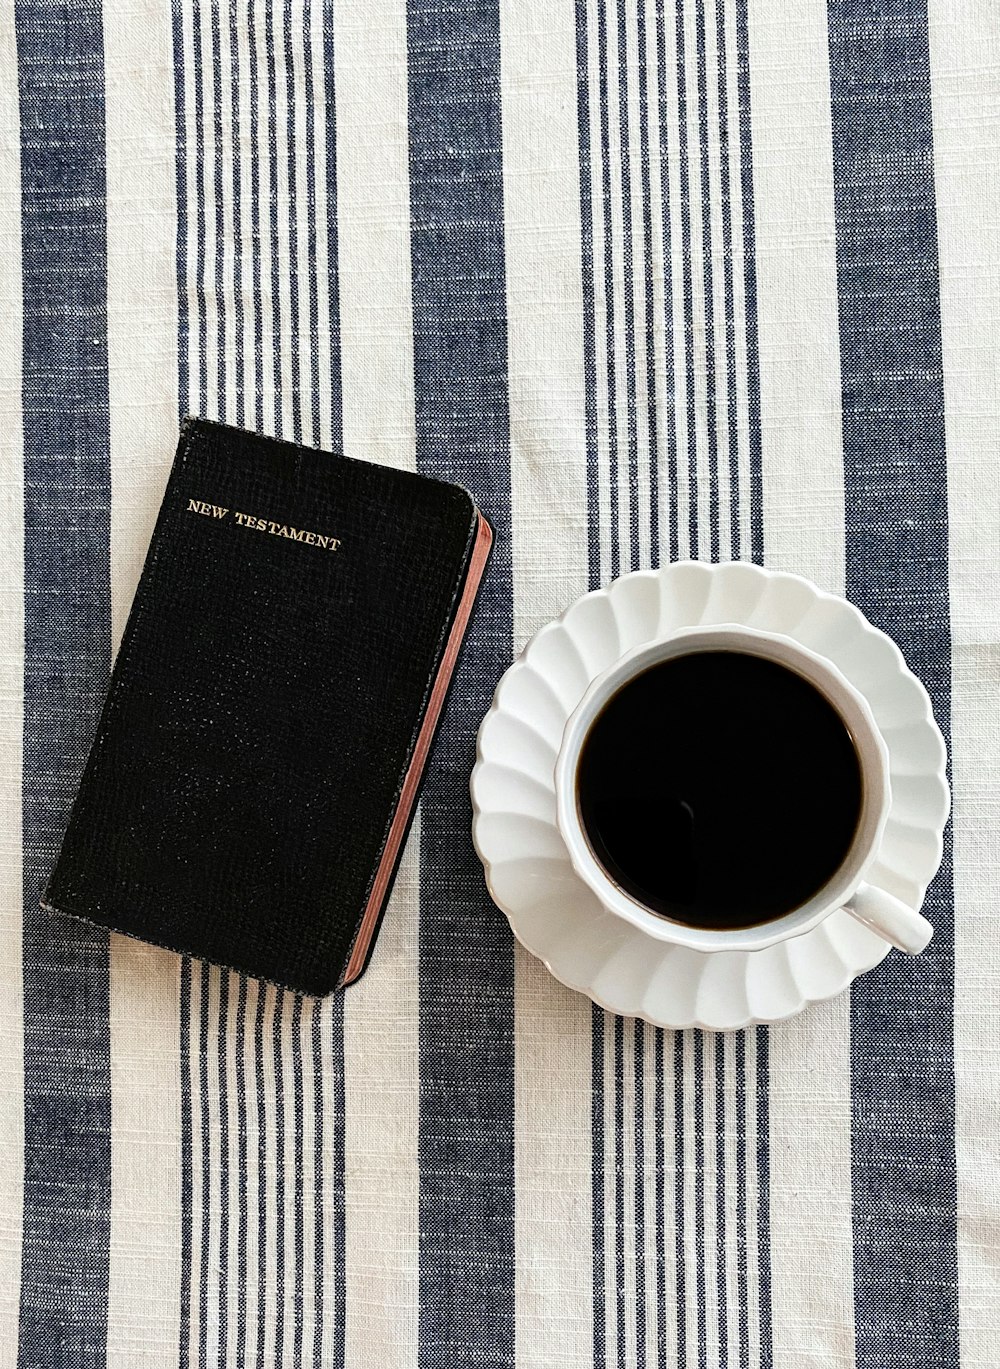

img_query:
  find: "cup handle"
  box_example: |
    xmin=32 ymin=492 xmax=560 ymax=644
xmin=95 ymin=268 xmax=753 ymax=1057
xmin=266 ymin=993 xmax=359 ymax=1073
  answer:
xmin=843 ymin=883 xmax=933 ymax=955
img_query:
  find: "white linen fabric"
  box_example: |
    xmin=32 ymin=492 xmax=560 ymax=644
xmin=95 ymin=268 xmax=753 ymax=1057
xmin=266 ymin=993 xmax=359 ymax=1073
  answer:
xmin=0 ymin=0 xmax=996 ymax=1365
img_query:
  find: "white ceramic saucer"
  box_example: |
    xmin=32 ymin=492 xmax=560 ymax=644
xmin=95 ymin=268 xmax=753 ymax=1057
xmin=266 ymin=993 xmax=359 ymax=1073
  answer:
xmin=471 ymin=562 xmax=949 ymax=1030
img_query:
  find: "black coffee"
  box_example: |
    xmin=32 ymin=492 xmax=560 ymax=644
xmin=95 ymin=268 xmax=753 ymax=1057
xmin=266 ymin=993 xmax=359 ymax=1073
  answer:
xmin=576 ymin=651 xmax=862 ymax=929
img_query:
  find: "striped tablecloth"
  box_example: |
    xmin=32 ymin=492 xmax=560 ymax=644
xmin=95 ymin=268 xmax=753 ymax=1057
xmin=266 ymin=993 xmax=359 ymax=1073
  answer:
xmin=1 ymin=0 xmax=997 ymax=1365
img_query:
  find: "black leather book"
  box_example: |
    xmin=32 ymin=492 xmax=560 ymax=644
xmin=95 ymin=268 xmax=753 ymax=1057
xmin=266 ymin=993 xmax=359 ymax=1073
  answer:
xmin=43 ymin=418 xmax=493 ymax=994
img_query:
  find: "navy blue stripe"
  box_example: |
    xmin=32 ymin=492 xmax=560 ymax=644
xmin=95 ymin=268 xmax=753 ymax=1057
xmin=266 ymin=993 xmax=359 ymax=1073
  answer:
xmin=254 ymin=986 xmax=268 ymax=1369
xmin=595 ymin=17 xmax=651 ymax=1357
xmin=654 ymin=1030 xmax=666 ymax=1369
xmin=273 ymin=990 xmax=287 ymax=1367
xmin=330 ymin=995 xmax=346 ymax=1369
xmin=247 ymin=0 xmax=264 ymax=425
xmin=636 ymin=0 xmax=661 ymax=566
xmin=179 ymin=960 xmax=194 ymax=1368
xmin=174 ymin=0 xmax=191 ymax=416
xmin=734 ymin=0 xmax=762 ymax=563
xmin=660 ymin=22 xmax=702 ymax=1364
xmin=592 ymin=1008 xmax=607 ymax=1369
xmin=197 ymin=963 xmax=211 ymax=1369
xmin=653 ymin=0 xmax=680 ymax=562
xmin=210 ymin=0 xmax=225 ymax=410
xmin=405 ymin=0 xmax=515 ymax=1358
xmin=191 ymin=23 xmax=224 ymax=1363
xmin=735 ymin=1030 xmax=748 ymax=1369
xmin=825 ymin=5 xmax=959 ymax=1366
xmin=694 ymin=0 xmax=720 ymax=558
xmin=575 ymin=0 xmax=602 ymax=595
xmin=407 ymin=0 xmax=517 ymax=1345
xmin=613 ymin=1016 xmax=626 ymax=1369
xmin=596 ymin=0 xmax=621 ymax=581
xmin=229 ymin=0 xmax=246 ymax=428
xmin=311 ymin=1001 xmax=325 ymax=1369
xmin=217 ymin=972 xmax=231 ymax=1366
xmin=302 ymin=0 xmax=322 ymax=446
xmin=672 ymin=1033 xmax=687 ymax=1365
xmin=713 ymin=0 xmax=740 ymax=559
xmin=407 ymin=4 xmax=515 ymax=1362
xmin=673 ymin=0 xmax=698 ymax=555
xmin=282 ymin=0 xmax=303 ymax=441
xmin=235 ymin=976 xmax=250 ymax=1369
xmin=16 ymin=0 xmax=113 ymax=1357
xmin=322 ymin=0 xmax=343 ymax=452
xmin=264 ymin=7 xmax=282 ymax=422
xmin=715 ymin=1037 xmax=728 ymax=1356
xmin=755 ymin=1030 xmax=773 ymax=1363
xmin=291 ymin=996 xmax=305 ymax=1369
xmin=323 ymin=6 xmax=346 ymax=1353
xmin=192 ymin=0 xmax=208 ymax=414
xmin=614 ymin=0 xmax=641 ymax=568
xmin=197 ymin=963 xmax=210 ymax=1369
xmin=633 ymin=1021 xmax=647 ymax=1369
xmin=638 ymin=2 xmax=671 ymax=1292
xmin=693 ymin=1033 xmax=707 ymax=1369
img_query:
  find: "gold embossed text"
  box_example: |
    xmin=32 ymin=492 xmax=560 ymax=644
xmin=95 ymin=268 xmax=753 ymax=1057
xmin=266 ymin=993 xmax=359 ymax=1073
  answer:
xmin=186 ymin=497 xmax=341 ymax=550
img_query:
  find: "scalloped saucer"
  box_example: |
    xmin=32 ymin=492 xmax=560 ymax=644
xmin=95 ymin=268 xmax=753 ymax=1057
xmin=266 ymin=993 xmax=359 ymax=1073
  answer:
xmin=471 ymin=562 xmax=949 ymax=1030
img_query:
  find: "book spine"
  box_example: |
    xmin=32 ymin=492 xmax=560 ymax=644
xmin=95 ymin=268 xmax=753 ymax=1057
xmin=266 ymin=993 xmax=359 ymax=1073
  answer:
xmin=340 ymin=511 xmax=494 ymax=985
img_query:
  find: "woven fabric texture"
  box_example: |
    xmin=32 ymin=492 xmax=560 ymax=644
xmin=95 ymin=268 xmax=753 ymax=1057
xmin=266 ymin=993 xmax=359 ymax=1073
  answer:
xmin=0 ymin=0 xmax=996 ymax=1365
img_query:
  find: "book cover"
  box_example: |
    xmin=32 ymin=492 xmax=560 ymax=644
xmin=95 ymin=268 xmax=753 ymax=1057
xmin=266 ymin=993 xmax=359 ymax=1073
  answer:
xmin=43 ymin=418 xmax=493 ymax=994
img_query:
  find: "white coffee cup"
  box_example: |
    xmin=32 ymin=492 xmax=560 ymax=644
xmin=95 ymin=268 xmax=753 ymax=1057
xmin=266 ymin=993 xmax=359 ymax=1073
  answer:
xmin=553 ymin=624 xmax=933 ymax=956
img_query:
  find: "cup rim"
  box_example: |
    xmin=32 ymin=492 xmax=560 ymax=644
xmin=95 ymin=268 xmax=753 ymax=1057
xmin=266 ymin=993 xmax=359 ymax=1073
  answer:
xmin=553 ymin=624 xmax=892 ymax=952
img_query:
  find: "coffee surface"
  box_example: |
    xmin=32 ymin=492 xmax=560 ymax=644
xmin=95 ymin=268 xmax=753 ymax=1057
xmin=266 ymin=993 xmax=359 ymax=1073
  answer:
xmin=576 ymin=651 xmax=863 ymax=929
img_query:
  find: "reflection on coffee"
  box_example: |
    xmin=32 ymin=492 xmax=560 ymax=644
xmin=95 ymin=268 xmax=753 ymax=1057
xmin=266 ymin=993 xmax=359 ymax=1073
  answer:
xmin=576 ymin=650 xmax=863 ymax=930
